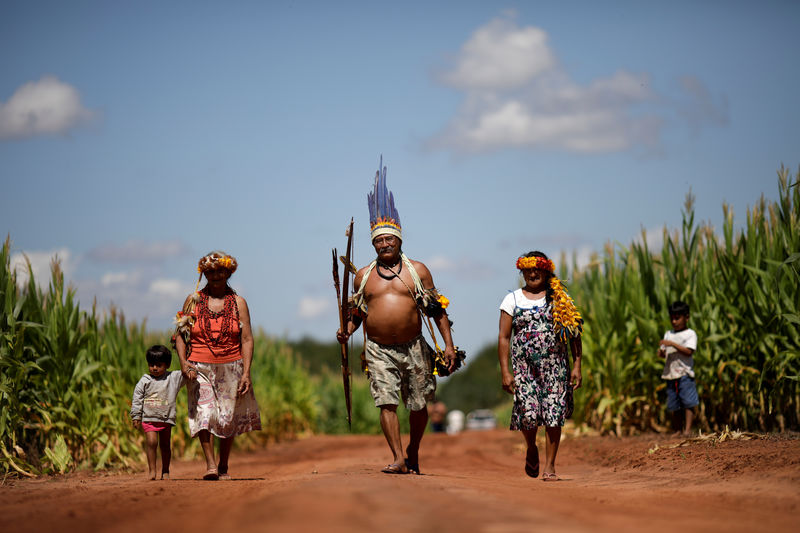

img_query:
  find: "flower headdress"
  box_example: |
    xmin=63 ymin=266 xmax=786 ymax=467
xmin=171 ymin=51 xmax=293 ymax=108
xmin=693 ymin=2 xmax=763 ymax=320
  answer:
xmin=516 ymin=256 xmax=554 ymax=272
xmin=367 ymin=155 xmax=402 ymax=241
xmin=197 ymin=251 xmax=237 ymax=275
xmin=516 ymin=255 xmax=583 ymax=342
xmin=194 ymin=250 xmax=237 ymax=296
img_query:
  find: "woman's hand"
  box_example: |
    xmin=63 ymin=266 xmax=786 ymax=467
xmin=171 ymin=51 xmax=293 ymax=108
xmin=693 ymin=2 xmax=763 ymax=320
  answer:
xmin=132 ymin=419 xmax=142 ymax=430
xmin=501 ymin=371 xmax=515 ymax=394
xmin=570 ymin=363 xmax=582 ymax=390
xmin=237 ymin=374 xmax=252 ymax=397
xmin=182 ymin=363 xmax=198 ymax=381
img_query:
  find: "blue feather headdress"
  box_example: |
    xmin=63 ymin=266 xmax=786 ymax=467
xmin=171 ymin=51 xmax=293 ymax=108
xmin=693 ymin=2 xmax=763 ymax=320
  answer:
xmin=367 ymin=155 xmax=402 ymax=241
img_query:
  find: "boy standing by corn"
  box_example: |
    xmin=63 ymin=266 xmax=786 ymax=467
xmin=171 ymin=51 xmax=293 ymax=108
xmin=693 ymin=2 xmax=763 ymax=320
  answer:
xmin=658 ymin=301 xmax=698 ymax=436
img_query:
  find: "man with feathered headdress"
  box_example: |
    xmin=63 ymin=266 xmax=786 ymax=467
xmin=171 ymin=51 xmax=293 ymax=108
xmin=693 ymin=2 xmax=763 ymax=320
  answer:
xmin=337 ymin=157 xmax=458 ymax=475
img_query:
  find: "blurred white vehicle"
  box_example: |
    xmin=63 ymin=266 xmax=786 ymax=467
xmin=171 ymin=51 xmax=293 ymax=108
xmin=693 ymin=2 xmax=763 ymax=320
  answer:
xmin=465 ymin=409 xmax=497 ymax=431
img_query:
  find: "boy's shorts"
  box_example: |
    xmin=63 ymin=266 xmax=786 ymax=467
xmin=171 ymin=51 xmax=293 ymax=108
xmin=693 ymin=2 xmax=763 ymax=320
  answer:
xmin=665 ymin=375 xmax=699 ymax=411
xmin=364 ymin=334 xmax=436 ymax=411
xmin=141 ymin=421 xmax=171 ymax=433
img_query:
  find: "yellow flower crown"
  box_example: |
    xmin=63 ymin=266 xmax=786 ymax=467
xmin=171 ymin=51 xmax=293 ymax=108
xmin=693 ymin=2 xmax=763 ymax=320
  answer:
xmin=197 ymin=252 xmax=238 ymax=274
xmin=516 ymin=256 xmax=555 ymax=272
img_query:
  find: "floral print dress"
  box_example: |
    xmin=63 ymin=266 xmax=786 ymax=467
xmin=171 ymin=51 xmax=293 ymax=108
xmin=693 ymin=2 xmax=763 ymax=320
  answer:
xmin=510 ymin=296 xmax=573 ymax=429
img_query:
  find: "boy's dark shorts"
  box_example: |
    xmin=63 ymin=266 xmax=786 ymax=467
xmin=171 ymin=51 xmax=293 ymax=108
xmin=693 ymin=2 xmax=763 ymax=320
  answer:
xmin=665 ymin=375 xmax=699 ymax=411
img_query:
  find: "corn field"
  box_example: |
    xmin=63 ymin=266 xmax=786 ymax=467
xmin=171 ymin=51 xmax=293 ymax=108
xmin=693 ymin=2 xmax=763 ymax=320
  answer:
xmin=0 ymin=239 xmax=317 ymax=477
xmin=570 ymin=167 xmax=800 ymax=434
xmin=2 ymin=167 xmax=798 ymax=476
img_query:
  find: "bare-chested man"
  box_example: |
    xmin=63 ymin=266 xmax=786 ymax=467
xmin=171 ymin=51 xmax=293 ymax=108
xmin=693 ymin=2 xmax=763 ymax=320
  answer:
xmin=337 ymin=158 xmax=457 ymax=475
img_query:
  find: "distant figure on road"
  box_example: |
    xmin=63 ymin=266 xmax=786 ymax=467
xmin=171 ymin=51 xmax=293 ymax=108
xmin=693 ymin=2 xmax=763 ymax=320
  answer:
xmin=657 ymin=300 xmax=698 ymax=436
xmin=428 ymin=401 xmax=448 ymax=433
xmin=497 ymin=251 xmax=583 ymax=481
xmin=337 ymin=157 xmax=458 ymax=475
xmin=446 ymin=409 xmax=465 ymax=435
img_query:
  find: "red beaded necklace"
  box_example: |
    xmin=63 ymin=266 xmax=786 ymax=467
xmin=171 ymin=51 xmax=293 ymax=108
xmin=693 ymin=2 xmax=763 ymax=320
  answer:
xmin=197 ymin=289 xmax=239 ymax=344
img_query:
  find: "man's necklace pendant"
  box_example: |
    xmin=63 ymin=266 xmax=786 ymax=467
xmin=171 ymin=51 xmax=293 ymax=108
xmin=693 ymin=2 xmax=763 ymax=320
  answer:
xmin=377 ymin=260 xmax=402 ymax=280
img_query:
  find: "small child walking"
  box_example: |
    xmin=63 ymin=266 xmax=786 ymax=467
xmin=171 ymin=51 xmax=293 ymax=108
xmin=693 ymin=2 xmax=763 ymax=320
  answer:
xmin=130 ymin=345 xmax=185 ymax=480
xmin=657 ymin=301 xmax=698 ymax=436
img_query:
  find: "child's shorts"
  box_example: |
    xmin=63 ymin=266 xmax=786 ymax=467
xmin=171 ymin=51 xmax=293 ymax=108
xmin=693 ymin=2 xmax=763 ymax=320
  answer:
xmin=142 ymin=421 xmax=171 ymax=433
xmin=665 ymin=375 xmax=699 ymax=411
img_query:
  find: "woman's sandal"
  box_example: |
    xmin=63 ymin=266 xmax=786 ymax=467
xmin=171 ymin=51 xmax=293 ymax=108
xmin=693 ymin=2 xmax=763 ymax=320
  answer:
xmin=541 ymin=472 xmax=560 ymax=482
xmin=203 ymin=468 xmax=219 ymax=481
xmin=524 ymin=448 xmax=539 ymax=478
xmin=381 ymin=462 xmax=409 ymax=475
xmin=404 ymin=459 xmax=421 ymax=475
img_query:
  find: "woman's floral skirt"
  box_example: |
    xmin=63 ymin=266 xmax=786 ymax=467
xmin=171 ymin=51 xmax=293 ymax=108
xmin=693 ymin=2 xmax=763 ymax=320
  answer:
xmin=187 ymin=359 xmax=262 ymax=438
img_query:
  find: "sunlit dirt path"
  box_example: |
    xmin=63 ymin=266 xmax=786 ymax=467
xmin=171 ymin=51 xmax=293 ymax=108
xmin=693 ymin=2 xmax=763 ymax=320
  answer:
xmin=2 ymin=429 xmax=798 ymax=533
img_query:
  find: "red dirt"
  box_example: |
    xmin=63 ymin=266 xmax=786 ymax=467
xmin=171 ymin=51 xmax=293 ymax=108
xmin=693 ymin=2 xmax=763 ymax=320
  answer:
xmin=1 ymin=429 xmax=798 ymax=533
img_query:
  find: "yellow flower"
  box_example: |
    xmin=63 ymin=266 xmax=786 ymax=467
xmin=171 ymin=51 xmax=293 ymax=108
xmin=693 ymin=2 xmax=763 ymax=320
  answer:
xmin=437 ymin=294 xmax=450 ymax=309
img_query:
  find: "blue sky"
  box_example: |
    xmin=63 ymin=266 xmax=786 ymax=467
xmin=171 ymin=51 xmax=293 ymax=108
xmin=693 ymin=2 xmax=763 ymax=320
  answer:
xmin=2 ymin=1 xmax=798 ymax=357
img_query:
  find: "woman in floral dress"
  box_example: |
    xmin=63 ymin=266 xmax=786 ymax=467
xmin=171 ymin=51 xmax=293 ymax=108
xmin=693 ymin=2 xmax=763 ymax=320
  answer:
xmin=497 ymin=251 xmax=583 ymax=481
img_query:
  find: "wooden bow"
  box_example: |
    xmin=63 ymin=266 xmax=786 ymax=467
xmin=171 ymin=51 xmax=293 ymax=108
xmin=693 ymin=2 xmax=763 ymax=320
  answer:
xmin=332 ymin=218 xmax=354 ymax=429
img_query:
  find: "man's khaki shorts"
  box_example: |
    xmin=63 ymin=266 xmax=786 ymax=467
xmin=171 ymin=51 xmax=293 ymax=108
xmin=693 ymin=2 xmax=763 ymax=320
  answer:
xmin=364 ymin=334 xmax=436 ymax=411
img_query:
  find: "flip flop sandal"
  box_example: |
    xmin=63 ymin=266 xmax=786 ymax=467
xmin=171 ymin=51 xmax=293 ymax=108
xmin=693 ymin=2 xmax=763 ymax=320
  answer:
xmin=381 ymin=463 xmax=408 ymax=475
xmin=524 ymin=448 xmax=539 ymax=478
xmin=218 ymin=473 xmax=232 ymax=481
xmin=541 ymin=472 xmax=560 ymax=482
xmin=404 ymin=459 xmax=421 ymax=475
xmin=203 ymin=468 xmax=219 ymax=481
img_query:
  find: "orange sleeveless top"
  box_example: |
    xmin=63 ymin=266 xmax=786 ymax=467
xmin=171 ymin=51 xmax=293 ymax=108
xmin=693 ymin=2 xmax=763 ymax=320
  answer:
xmin=188 ymin=291 xmax=242 ymax=364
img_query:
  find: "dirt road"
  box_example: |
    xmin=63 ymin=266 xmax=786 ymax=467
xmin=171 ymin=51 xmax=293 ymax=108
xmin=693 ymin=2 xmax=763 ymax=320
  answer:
xmin=2 ymin=429 xmax=798 ymax=533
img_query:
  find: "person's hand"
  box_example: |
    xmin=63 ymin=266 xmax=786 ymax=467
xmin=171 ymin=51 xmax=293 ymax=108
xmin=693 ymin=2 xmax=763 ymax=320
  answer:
xmin=443 ymin=346 xmax=458 ymax=372
xmin=237 ymin=374 xmax=252 ymax=397
xmin=336 ymin=327 xmax=350 ymax=344
xmin=132 ymin=419 xmax=142 ymax=430
xmin=501 ymin=371 xmax=515 ymax=394
xmin=570 ymin=363 xmax=582 ymax=390
xmin=182 ymin=363 xmax=198 ymax=381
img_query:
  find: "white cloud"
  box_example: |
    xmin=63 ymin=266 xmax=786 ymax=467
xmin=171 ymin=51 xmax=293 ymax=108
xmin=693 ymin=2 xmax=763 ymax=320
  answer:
xmin=426 ymin=254 xmax=495 ymax=281
xmin=427 ymin=255 xmax=456 ymax=271
xmin=0 ymin=76 xmax=95 ymax=140
xmin=298 ymin=296 xmax=331 ymax=319
xmin=101 ymin=271 xmax=138 ymax=286
xmin=439 ymin=14 xmax=555 ymax=90
xmin=148 ymin=278 xmax=185 ymax=300
xmin=87 ymin=240 xmax=192 ymax=263
xmin=10 ymin=248 xmax=75 ymax=288
xmin=430 ymin=13 xmax=721 ymax=154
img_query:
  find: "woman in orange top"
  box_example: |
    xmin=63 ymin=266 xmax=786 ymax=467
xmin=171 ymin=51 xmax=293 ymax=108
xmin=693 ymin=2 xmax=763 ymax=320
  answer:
xmin=174 ymin=251 xmax=261 ymax=480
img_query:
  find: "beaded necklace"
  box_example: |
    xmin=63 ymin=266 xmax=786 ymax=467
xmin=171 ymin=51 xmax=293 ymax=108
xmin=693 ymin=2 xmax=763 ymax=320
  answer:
xmin=376 ymin=259 xmax=402 ymax=280
xmin=197 ymin=289 xmax=239 ymax=344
